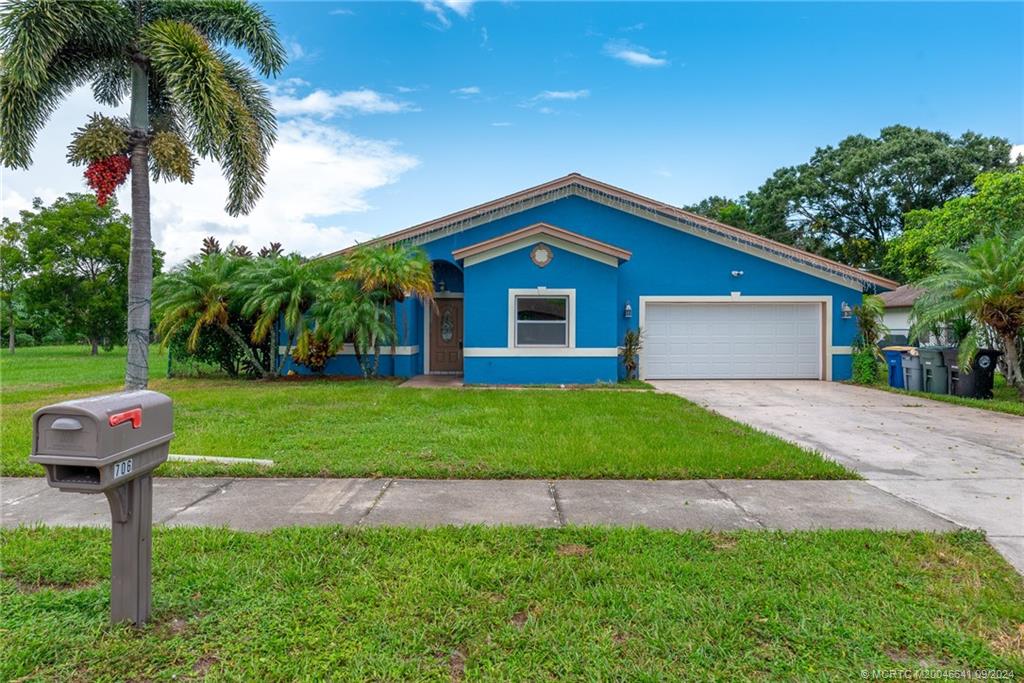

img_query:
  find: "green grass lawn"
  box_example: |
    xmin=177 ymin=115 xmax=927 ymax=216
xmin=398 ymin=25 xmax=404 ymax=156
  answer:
xmin=1 ymin=526 xmax=1021 ymax=681
xmin=877 ymin=374 xmax=1024 ymax=417
xmin=0 ymin=345 xmax=851 ymax=480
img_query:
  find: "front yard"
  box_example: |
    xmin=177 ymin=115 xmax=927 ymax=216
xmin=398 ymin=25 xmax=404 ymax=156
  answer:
xmin=2 ymin=526 xmax=1022 ymax=680
xmin=1 ymin=346 xmax=850 ymax=480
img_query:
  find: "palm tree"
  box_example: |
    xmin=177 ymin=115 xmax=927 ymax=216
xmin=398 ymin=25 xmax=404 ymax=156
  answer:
xmin=238 ymin=254 xmax=337 ymax=375
xmin=339 ymin=243 xmax=434 ymax=357
xmin=911 ymin=229 xmax=1024 ymax=395
xmin=0 ymin=0 xmax=285 ymax=389
xmin=311 ymin=279 xmax=394 ymax=378
xmin=153 ymin=252 xmax=273 ymax=378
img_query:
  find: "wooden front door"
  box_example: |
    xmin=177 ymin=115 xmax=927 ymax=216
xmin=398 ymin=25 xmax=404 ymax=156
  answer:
xmin=430 ymin=298 xmax=463 ymax=373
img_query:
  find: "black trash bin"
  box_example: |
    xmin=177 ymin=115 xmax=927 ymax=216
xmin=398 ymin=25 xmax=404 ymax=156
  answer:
xmin=947 ymin=348 xmax=1003 ymax=399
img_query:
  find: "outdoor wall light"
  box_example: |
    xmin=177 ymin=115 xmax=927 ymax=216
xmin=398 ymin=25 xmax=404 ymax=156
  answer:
xmin=731 ymin=270 xmax=744 ymax=277
xmin=841 ymin=301 xmax=853 ymax=319
xmin=623 ymin=302 xmax=633 ymax=319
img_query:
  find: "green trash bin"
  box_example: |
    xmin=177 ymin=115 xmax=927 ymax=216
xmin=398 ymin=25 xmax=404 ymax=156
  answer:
xmin=901 ymin=351 xmax=923 ymax=392
xmin=919 ymin=348 xmax=948 ymax=395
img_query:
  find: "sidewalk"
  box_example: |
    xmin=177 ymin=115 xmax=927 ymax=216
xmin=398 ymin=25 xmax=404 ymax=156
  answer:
xmin=2 ymin=477 xmax=958 ymax=533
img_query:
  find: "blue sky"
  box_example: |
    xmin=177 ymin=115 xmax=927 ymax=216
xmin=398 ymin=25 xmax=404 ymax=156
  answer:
xmin=3 ymin=1 xmax=1021 ymax=263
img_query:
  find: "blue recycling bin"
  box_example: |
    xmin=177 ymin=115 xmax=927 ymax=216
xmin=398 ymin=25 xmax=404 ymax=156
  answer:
xmin=883 ymin=349 xmax=905 ymax=389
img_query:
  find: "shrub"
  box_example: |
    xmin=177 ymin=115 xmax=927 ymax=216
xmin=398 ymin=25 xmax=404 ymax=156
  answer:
xmin=14 ymin=332 xmax=35 ymax=347
xmin=292 ymin=328 xmax=334 ymax=374
xmin=852 ymin=347 xmax=886 ymax=385
xmin=620 ymin=328 xmax=643 ymax=379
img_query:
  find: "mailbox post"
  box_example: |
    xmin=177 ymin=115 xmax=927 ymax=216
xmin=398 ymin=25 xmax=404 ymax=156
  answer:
xmin=29 ymin=391 xmax=173 ymax=625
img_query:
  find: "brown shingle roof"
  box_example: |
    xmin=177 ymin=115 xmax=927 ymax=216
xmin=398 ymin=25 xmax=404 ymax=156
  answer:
xmin=878 ymin=284 xmax=924 ymax=308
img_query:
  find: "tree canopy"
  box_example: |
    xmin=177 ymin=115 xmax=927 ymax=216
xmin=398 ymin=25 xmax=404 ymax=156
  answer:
xmin=14 ymin=193 xmax=163 ymax=354
xmin=685 ymin=126 xmax=1013 ymax=276
xmin=884 ymin=168 xmax=1024 ymax=282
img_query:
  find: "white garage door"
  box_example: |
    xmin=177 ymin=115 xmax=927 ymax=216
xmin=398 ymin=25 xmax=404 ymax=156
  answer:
xmin=643 ymin=302 xmax=822 ymax=379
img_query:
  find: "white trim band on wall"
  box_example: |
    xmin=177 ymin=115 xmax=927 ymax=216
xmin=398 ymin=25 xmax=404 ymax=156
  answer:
xmin=464 ymin=347 xmax=619 ymax=358
xmin=830 ymin=346 xmax=853 ymax=355
xmin=279 ymin=344 xmax=420 ymax=356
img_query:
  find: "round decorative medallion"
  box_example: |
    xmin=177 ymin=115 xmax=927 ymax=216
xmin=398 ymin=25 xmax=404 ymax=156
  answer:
xmin=531 ymin=243 xmax=553 ymax=268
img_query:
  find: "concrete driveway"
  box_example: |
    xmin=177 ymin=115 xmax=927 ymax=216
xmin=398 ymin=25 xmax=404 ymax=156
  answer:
xmin=653 ymin=380 xmax=1024 ymax=571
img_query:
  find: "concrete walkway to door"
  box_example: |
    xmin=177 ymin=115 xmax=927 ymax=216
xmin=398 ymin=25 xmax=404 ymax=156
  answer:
xmin=652 ymin=380 xmax=1024 ymax=572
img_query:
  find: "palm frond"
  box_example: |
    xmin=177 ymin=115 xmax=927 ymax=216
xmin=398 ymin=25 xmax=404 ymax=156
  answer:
xmin=219 ymin=86 xmax=268 ymax=215
xmin=91 ymin=56 xmax=130 ymax=106
xmin=216 ymin=50 xmax=276 ymax=153
xmin=1 ymin=48 xmax=98 ymax=167
xmin=142 ymin=18 xmax=233 ymax=155
xmin=0 ymin=0 xmax=129 ymax=89
xmin=153 ymin=0 xmax=286 ymax=77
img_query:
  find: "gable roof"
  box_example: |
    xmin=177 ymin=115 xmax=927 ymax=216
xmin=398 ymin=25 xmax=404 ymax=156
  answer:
xmin=451 ymin=223 xmax=631 ymax=264
xmin=878 ymin=284 xmax=924 ymax=308
xmin=327 ymin=173 xmax=899 ymax=290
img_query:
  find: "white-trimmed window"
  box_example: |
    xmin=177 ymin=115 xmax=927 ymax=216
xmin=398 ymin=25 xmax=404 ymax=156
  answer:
xmin=508 ymin=289 xmax=576 ymax=348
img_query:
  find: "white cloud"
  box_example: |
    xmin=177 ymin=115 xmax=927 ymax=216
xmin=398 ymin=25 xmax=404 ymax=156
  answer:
xmin=603 ymin=40 xmax=669 ymax=68
xmin=1011 ymin=143 xmax=1024 ymax=162
xmin=271 ymin=87 xmax=415 ymax=118
xmin=0 ymin=87 xmax=420 ymax=265
xmin=491 ymin=121 xmax=512 ymax=127
xmin=451 ymin=86 xmax=481 ymax=98
xmin=286 ymin=39 xmax=306 ymax=61
xmin=329 ymin=8 xmax=355 ymax=15
xmin=534 ymin=89 xmax=590 ymax=101
xmin=417 ymin=0 xmax=475 ymax=28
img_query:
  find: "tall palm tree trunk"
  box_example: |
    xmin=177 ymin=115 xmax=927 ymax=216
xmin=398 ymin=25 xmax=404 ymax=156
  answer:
xmin=125 ymin=61 xmax=152 ymax=390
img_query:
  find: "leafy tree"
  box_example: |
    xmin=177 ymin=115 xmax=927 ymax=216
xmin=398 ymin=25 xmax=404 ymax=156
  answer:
xmin=884 ymin=168 xmax=1024 ymax=282
xmin=0 ymin=0 xmax=285 ymax=389
xmin=153 ymin=252 xmax=273 ymax=378
xmin=237 ymin=254 xmax=336 ymax=374
xmin=0 ymin=218 xmax=27 ymax=352
xmin=338 ymin=243 xmax=434 ymax=358
xmin=746 ymin=126 xmax=1012 ymax=270
xmin=18 ymin=194 xmax=163 ymax=354
xmin=683 ymin=196 xmax=750 ymax=230
xmin=911 ymin=229 xmax=1024 ymax=396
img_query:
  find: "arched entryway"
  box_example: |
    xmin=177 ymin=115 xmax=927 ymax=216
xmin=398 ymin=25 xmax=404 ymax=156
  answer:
xmin=426 ymin=260 xmax=464 ymax=374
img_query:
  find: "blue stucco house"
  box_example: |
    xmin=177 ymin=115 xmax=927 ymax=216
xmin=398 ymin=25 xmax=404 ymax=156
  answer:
xmin=291 ymin=173 xmax=897 ymax=384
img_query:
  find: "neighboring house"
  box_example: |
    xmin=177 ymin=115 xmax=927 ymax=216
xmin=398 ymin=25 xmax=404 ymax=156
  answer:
xmin=879 ymin=285 xmax=925 ymax=345
xmin=288 ymin=173 xmax=897 ymax=384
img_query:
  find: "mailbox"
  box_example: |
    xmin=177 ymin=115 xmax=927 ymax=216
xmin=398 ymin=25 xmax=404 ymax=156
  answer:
xmin=28 ymin=390 xmax=173 ymax=626
xmin=30 ymin=390 xmax=173 ymax=493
